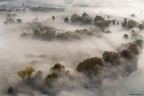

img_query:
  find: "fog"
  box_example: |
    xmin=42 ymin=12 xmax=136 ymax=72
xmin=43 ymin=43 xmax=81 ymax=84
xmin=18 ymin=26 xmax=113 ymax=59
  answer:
xmin=0 ymin=0 xmax=144 ymax=96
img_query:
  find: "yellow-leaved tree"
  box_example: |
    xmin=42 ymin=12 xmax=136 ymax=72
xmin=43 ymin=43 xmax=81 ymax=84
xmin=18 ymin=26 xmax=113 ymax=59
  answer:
xmin=17 ymin=66 xmax=35 ymax=80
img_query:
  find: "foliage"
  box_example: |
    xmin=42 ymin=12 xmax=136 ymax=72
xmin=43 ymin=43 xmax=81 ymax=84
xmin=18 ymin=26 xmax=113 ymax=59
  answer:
xmin=7 ymin=86 xmax=14 ymax=94
xmin=77 ymin=57 xmax=103 ymax=75
xmin=45 ymin=73 xmax=58 ymax=86
xmin=17 ymin=66 xmax=35 ymax=80
xmin=71 ymin=14 xmax=80 ymax=22
xmin=51 ymin=63 xmax=65 ymax=71
xmin=122 ymin=18 xmax=127 ymax=27
xmin=102 ymin=51 xmax=119 ymax=63
xmin=80 ymin=13 xmax=92 ymax=24
xmin=94 ymin=15 xmax=105 ymax=22
xmin=138 ymin=24 xmax=144 ymax=30
xmin=127 ymin=19 xmax=136 ymax=28
xmin=120 ymin=49 xmax=132 ymax=59
xmin=56 ymin=32 xmax=80 ymax=40
xmin=95 ymin=20 xmax=108 ymax=28
xmin=64 ymin=17 xmax=69 ymax=23
xmin=17 ymin=19 xmax=22 ymax=23
xmin=123 ymin=34 xmax=128 ymax=39
xmin=128 ymin=43 xmax=139 ymax=55
xmin=17 ymin=70 xmax=27 ymax=80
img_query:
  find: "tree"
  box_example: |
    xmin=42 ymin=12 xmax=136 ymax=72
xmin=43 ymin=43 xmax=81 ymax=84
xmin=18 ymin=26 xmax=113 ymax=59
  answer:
xmin=81 ymin=15 xmax=92 ymax=24
xmin=7 ymin=86 xmax=14 ymax=94
xmin=138 ymin=24 xmax=144 ymax=30
xmin=127 ymin=19 xmax=136 ymax=28
xmin=94 ymin=15 xmax=105 ymax=22
xmin=25 ymin=66 xmax=35 ymax=80
xmin=33 ymin=29 xmax=41 ymax=38
xmin=17 ymin=19 xmax=22 ymax=23
xmin=17 ymin=70 xmax=27 ymax=80
xmin=77 ymin=57 xmax=103 ymax=76
xmin=17 ymin=66 xmax=35 ymax=80
xmin=102 ymin=51 xmax=119 ymax=63
xmin=51 ymin=63 xmax=65 ymax=72
xmin=71 ymin=14 xmax=80 ymax=22
xmin=45 ymin=72 xmax=58 ymax=86
xmin=80 ymin=13 xmax=92 ymax=24
xmin=122 ymin=18 xmax=127 ymax=27
xmin=64 ymin=17 xmax=69 ymax=23
xmin=120 ymin=49 xmax=132 ymax=59
xmin=128 ymin=43 xmax=139 ymax=55
xmin=95 ymin=20 xmax=107 ymax=28
xmin=123 ymin=34 xmax=128 ymax=39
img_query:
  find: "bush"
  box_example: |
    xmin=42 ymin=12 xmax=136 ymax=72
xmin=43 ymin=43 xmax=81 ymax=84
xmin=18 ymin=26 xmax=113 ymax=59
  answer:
xmin=77 ymin=57 xmax=103 ymax=75
xmin=102 ymin=51 xmax=119 ymax=63
xmin=127 ymin=20 xmax=136 ymax=28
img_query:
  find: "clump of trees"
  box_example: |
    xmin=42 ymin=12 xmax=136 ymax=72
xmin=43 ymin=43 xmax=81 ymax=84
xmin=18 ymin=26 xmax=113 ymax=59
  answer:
xmin=24 ymin=26 xmax=95 ymax=41
xmin=70 ymin=13 xmax=92 ymax=24
xmin=17 ymin=66 xmax=35 ymax=80
xmin=122 ymin=18 xmax=137 ymax=29
xmin=76 ymin=57 xmax=103 ymax=76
